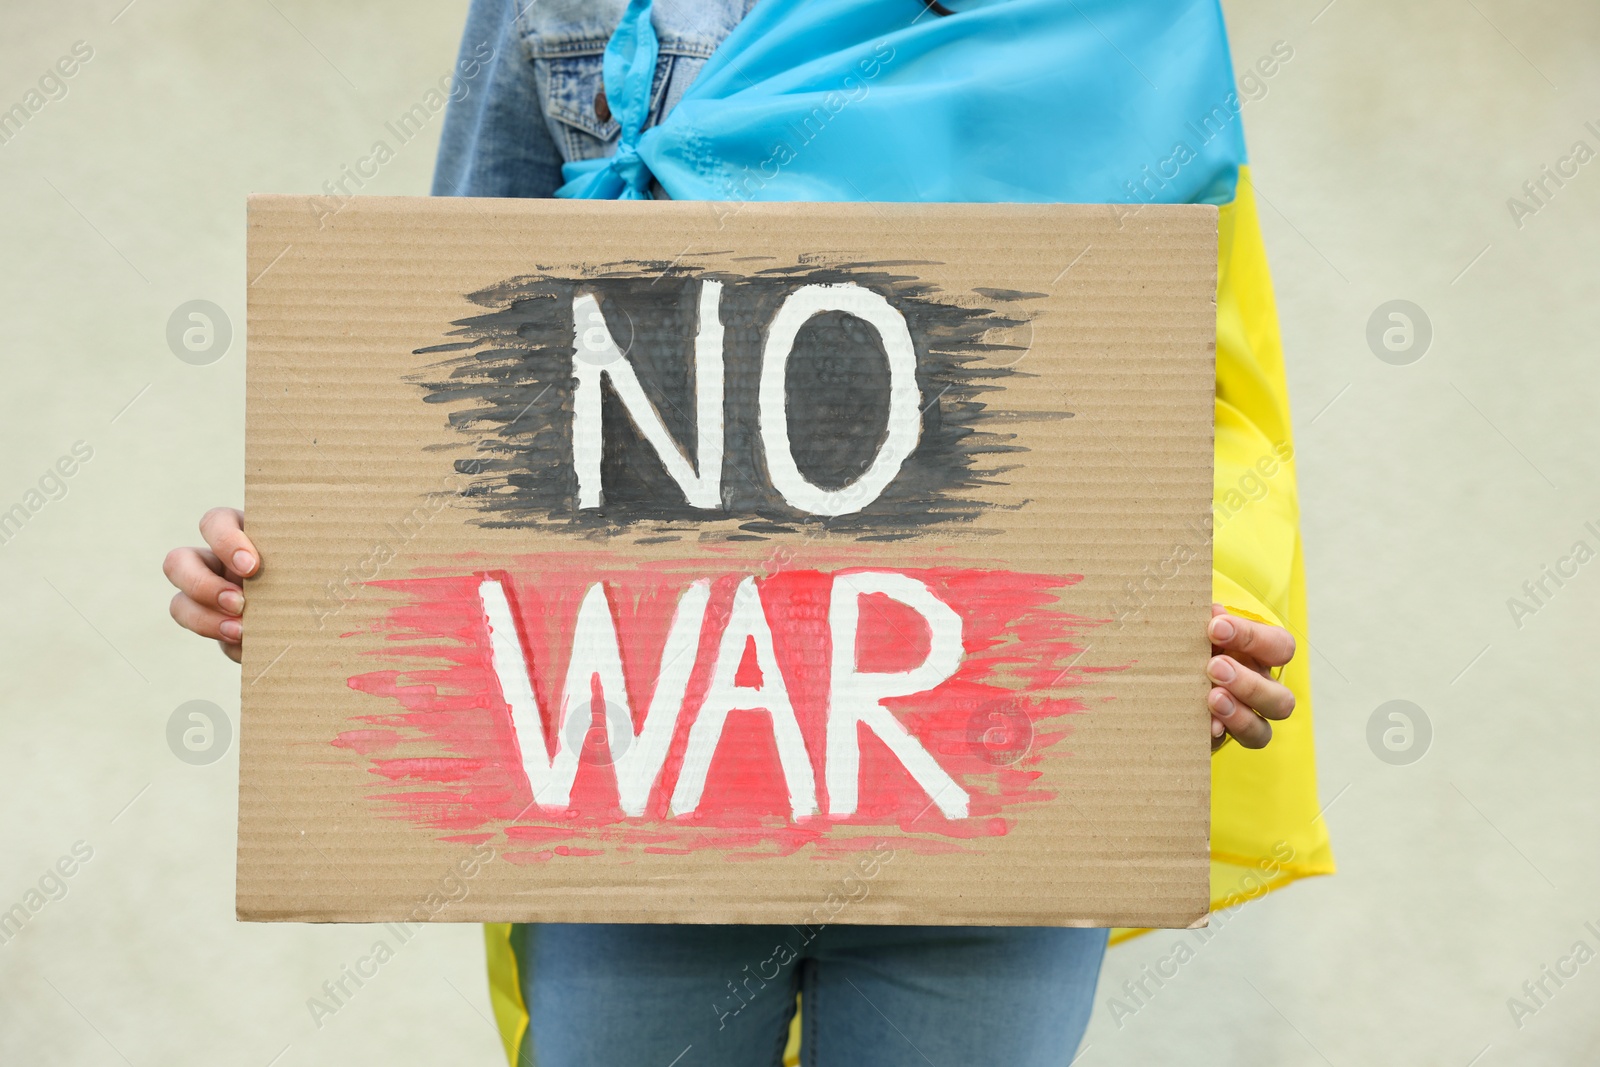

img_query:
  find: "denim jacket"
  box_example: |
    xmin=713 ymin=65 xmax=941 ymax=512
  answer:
xmin=432 ymin=0 xmax=757 ymax=199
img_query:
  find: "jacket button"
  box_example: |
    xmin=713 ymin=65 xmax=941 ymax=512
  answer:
xmin=594 ymin=87 xmax=611 ymax=124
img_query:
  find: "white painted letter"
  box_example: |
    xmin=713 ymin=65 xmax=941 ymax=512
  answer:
xmin=572 ymin=280 xmax=724 ymax=509
xmin=759 ymin=283 xmax=919 ymax=516
xmin=611 ymin=580 xmax=711 ymax=816
xmin=671 ymin=577 xmax=818 ymax=818
xmin=480 ymin=578 xmax=711 ymax=814
xmin=825 ymin=572 xmax=968 ymax=818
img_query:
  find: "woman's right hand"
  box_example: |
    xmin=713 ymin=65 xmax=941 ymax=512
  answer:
xmin=163 ymin=507 xmax=260 ymax=663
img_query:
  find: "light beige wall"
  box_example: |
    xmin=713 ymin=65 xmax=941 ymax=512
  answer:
xmin=0 ymin=3 xmax=504 ymax=1064
xmin=0 ymin=1 xmax=1595 ymax=1064
xmin=1089 ymin=2 xmax=1600 ymax=1063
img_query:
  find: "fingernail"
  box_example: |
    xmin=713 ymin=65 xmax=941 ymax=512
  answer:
xmin=218 ymin=589 xmax=244 ymax=615
xmin=1210 ymin=617 xmax=1234 ymax=642
xmin=233 ymin=550 xmax=256 ymax=575
xmin=220 ymin=619 xmax=242 ymax=642
xmin=1211 ymin=718 xmax=1225 ymax=738
xmin=1208 ymin=656 xmax=1235 ymax=684
xmin=1211 ymin=689 xmax=1236 ymax=716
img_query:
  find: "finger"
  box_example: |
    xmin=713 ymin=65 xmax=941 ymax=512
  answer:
xmin=1210 ymin=713 xmax=1231 ymax=752
xmin=1207 ymin=655 xmax=1296 ymax=720
xmin=170 ymin=592 xmax=243 ymax=643
xmin=1209 ymin=686 xmax=1271 ymax=748
xmin=218 ymin=640 xmax=242 ymax=663
xmin=1208 ymin=612 xmax=1295 ymax=668
xmin=199 ymin=507 xmax=259 ymax=577
xmin=163 ymin=547 xmax=244 ymax=615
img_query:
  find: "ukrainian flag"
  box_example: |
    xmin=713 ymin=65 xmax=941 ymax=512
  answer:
xmin=488 ymin=0 xmax=1336 ymax=1060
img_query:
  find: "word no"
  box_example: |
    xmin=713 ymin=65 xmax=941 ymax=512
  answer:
xmin=573 ymin=280 xmax=919 ymax=517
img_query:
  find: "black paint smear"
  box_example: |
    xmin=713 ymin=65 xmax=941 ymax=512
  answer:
xmin=413 ymin=261 xmax=1068 ymax=543
xmin=784 ymin=310 xmax=892 ymax=491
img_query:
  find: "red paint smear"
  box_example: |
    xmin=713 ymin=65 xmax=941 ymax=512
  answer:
xmin=330 ymin=728 xmax=405 ymax=755
xmin=340 ymin=551 xmax=1118 ymax=858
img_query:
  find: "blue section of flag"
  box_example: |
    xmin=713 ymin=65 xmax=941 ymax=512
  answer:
xmin=557 ymin=0 xmax=1247 ymax=206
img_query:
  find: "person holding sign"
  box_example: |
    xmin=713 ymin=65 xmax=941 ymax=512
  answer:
xmin=163 ymin=0 xmax=1329 ymax=1063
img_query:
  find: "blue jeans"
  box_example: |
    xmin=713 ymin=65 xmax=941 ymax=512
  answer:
xmin=515 ymin=923 xmax=1107 ymax=1066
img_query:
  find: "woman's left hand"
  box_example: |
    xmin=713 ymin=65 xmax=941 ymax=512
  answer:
xmin=1207 ymin=603 xmax=1296 ymax=751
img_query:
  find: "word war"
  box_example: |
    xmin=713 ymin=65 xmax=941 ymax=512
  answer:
xmin=348 ymin=563 xmax=1101 ymax=847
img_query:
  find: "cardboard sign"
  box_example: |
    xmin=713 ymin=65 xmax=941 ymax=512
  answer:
xmin=240 ymin=197 xmax=1216 ymax=928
